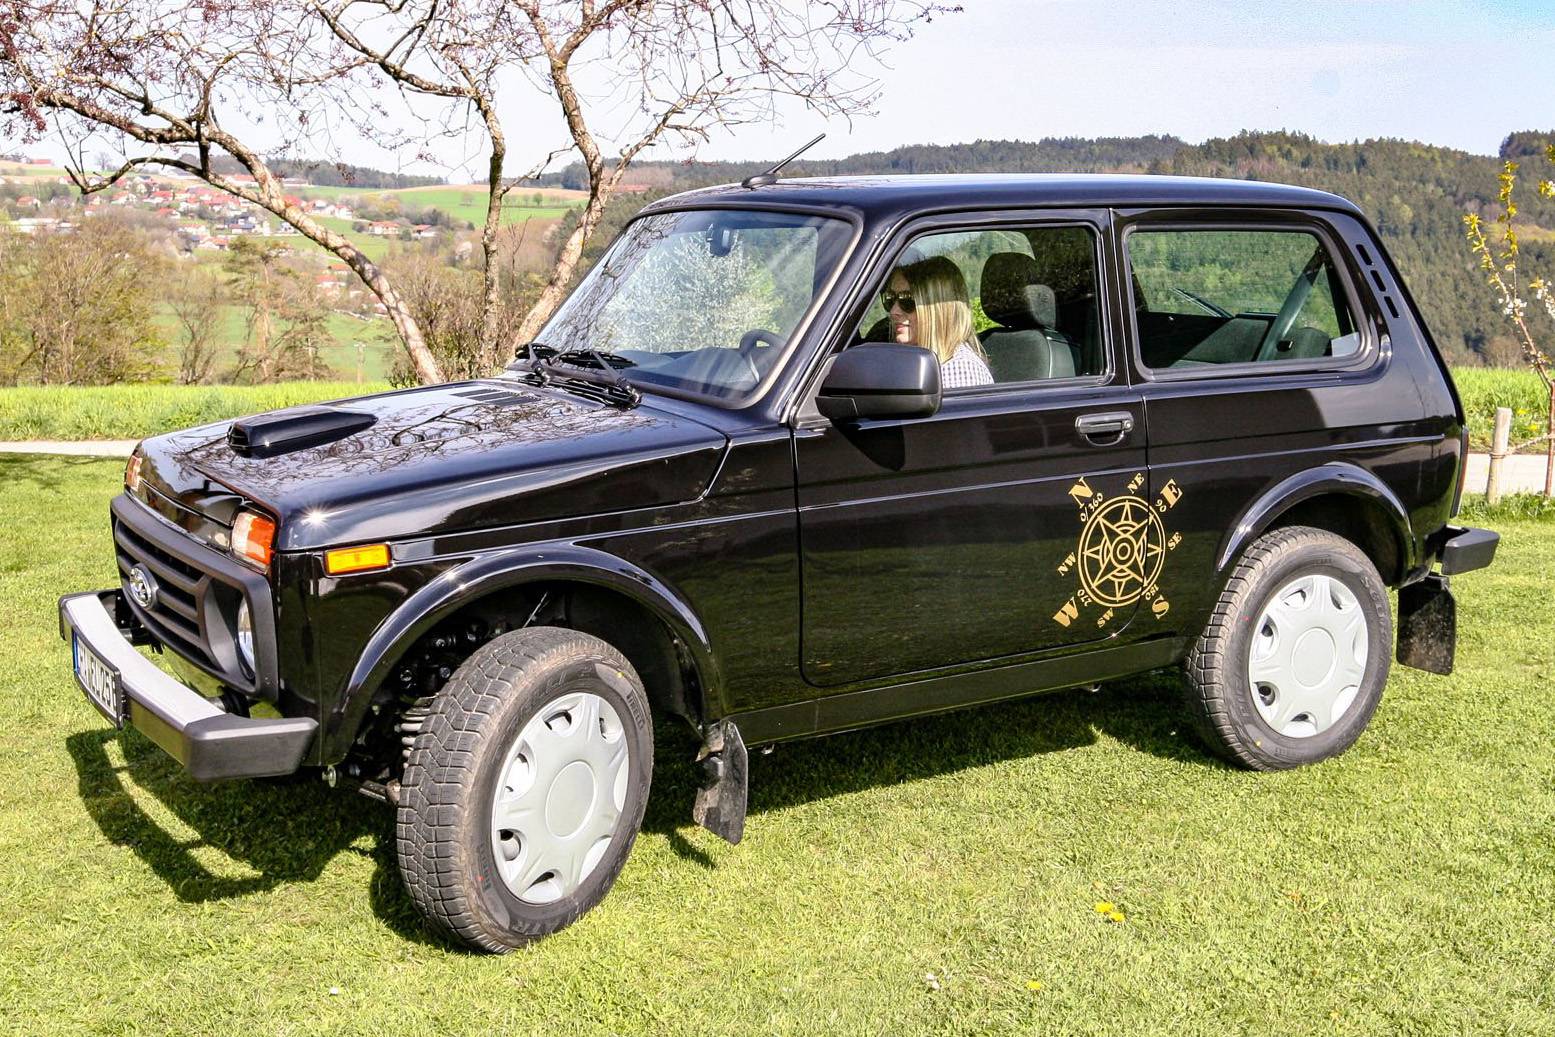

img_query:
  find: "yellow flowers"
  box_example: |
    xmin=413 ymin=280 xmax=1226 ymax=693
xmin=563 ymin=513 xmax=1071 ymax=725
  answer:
xmin=1026 ymin=979 xmax=1043 ymax=992
xmin=1093 ymin=900 xmax=1126 ymax=924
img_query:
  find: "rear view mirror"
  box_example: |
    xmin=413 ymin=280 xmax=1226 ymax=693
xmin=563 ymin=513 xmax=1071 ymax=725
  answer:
xmin=815 ymin=343 xmax=942 ymax=421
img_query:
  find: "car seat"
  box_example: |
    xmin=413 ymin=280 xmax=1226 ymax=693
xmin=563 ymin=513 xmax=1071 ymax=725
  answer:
xmin=978 ymin=253 xmax=1079 ymax=381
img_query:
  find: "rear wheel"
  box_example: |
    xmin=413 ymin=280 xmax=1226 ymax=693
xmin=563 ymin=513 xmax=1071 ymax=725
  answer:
xmin=1183 ymin=526 xmax=1391 ymax=770
xmin=397 ymin=626 xmax=653 ymax=952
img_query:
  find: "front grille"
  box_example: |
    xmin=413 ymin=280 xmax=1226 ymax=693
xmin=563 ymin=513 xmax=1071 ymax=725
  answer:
xmin=114 ymin=517 xmax=220 ymax=671
xmin=109 ymin=494 xmax=277 ymax=698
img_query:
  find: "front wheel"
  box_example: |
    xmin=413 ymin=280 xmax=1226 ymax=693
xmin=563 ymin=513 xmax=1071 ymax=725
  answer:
xmin=397 ymin=627 xmax=653 ymax=952
xmin=1183 ymin=526 xmax=1392 ymax=771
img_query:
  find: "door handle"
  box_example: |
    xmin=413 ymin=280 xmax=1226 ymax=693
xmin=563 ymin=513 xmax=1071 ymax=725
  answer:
xmin=1074 ymin=411 xmax=1135 ymax=444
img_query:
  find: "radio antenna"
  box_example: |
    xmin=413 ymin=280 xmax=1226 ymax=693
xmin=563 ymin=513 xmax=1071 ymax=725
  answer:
xmin=741 ymin=133 xmax=825 ymax=189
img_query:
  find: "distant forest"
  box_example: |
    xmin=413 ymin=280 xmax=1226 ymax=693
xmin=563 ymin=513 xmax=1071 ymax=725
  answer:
xmin=545 ymin=130 xmax=1555 ymax=365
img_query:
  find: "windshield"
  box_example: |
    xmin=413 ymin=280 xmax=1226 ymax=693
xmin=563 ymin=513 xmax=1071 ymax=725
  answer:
xmin=529 ymin=209 xmax=852 ymax=402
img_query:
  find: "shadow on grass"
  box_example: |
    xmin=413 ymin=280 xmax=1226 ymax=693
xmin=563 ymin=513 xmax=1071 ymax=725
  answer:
xmin=65 ymin=666 xmax=1217 ymax=948
xmin=67 ymin=726 xmax=386 ymax=900
xmin=640 ymin=666 xmax=1221 ymax=840
xmin=0 ymin=453 xmax=112 ymax=490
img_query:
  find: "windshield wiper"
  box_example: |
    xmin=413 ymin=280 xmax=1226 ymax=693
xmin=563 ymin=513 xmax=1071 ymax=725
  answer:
xmin=514 ymin=344 xmax=641 ymax=407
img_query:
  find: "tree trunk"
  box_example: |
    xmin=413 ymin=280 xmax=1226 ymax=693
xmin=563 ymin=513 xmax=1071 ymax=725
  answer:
xmin=477 ymin=112 xmax=508 ymax=375
xmin=509 ymin=193 xmax=606 ymax=350
xmin=1545 ymin=385 xmax=1554 ymax=498
xmin=276 ymin=204 xmax=444 ymax=384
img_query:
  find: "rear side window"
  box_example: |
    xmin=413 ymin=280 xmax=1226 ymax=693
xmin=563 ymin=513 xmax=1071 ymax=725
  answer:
xmin=1127 ymin=228 xmax=1361 ymax=371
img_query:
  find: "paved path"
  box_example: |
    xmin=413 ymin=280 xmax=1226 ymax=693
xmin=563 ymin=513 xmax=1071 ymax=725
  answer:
xmin=1 ymin=439 xmax=1550 ymax=495
xmin=0 ymin=439 xmax=138 ymax=457
xmin=1462 ymin=452 xmax=1549 ymax=495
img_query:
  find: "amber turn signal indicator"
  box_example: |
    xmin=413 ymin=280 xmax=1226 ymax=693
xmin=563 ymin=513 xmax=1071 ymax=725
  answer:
xmin=231 ymin=511 xmax=277 ymax=570
xmin=324 ymin=543 xmax=391 ymax=575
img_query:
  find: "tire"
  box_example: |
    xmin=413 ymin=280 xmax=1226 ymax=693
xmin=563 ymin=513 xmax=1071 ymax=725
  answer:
xmin=1183 ymin=525 xmax=1391 ymax=771
xmin=397 ymin=626 xmax=653 ymax=952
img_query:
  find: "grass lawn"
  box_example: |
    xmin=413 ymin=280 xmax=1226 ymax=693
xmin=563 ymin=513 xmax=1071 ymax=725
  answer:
xmin=0 ymin=455 xmax=1551 ymax=1034
xmin=0 ymin=383 xmax=392 ymax=440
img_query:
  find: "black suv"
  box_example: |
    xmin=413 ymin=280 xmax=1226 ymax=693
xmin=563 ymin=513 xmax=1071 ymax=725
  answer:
xmin=60 ymin=175 xmax=1498 ymax=951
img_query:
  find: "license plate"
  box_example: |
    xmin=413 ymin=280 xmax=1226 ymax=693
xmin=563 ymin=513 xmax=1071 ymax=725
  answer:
xmin=73 ymin=633 xmax=124 ymax=727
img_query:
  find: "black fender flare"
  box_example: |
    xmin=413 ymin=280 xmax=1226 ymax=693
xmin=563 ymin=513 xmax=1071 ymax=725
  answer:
xmin=339 ymin=544 xmax=723 ymax=741
xmin=1213 ymin=461 xmax=1416 ymax=578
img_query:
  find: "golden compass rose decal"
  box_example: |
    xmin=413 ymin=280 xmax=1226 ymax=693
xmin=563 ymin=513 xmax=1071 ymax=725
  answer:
xmin=1053 ymin=472 xmax=1184 ymax=628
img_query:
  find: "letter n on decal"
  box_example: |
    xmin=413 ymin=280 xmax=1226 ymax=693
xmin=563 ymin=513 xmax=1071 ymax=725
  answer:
xmin=1067 ymin=477 xmax=1094 ymax=507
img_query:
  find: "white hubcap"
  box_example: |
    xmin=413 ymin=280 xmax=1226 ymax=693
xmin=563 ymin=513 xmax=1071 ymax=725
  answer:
xmin=489 ymin=692 xmax=630 ymax=905
xmin=1248 ymin=573 xmax=1368 ymax=738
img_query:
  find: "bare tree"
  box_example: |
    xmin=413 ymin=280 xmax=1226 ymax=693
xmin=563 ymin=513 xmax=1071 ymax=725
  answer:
xmin=0 ymin=0 xmax=951 ymax=381
xmin=0 ymin=216 xmax=164 ymax=384
xmin=169 ymin=269 xmax=225 ymax=384
xmin=0 ymin=0 xmax=446 ymax=382
xmin=312 ymin=0 xmax=955 ymax=369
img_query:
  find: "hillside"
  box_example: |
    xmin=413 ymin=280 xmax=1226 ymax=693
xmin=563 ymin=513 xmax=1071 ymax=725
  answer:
xmin=551 ymin=131 xmax=1555 ymax=365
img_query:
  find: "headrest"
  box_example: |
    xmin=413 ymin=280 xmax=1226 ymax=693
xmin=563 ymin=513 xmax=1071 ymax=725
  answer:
xmin=980 ymin=252 xmax=1056 ymax=330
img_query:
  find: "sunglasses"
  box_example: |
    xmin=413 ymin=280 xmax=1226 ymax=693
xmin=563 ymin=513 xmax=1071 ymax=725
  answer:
xmin=880 ymin=289 xmax=917 ymax=314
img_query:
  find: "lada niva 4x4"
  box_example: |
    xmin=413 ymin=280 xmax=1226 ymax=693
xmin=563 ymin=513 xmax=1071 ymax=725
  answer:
xmin=61 ymin=174 xmax=1498 ymax=951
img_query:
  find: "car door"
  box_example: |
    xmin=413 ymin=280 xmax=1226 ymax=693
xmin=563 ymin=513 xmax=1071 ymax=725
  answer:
xmin=793 ymin=210 xmax=1149 ymax=688
xmin=1120 ymin=210 xmax=1414 ymax=632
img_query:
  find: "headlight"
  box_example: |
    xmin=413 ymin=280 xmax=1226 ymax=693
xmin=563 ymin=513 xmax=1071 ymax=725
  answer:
xmin=236 ymin=600 xmax=255 ymax=674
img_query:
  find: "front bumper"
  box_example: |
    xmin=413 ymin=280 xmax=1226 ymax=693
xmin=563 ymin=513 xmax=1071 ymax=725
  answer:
xmin=59 ymin=590 xmax=315 ymax=781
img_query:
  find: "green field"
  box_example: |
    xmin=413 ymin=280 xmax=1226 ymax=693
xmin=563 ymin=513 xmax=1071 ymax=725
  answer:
xmin=1454 ymin=366 xmax=1551 ymax=452
xmin=150 ymin=302 xmax=395 ymax=382
xmin=0 ymin=383 xmax=391 ymax=440
xmin=301 ymin=182 xmax=581 ymax=228
xmin=0 ymin=456 xmax=1551 ymax=1034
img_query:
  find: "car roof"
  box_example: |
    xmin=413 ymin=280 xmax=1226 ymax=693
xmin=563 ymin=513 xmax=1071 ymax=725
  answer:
xmin=643 ymin=173 xmax=1363 ymax=220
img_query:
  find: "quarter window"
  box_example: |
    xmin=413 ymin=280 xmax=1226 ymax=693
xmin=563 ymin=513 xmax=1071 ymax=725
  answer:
xmin=1127 ymin=228 xmax=1360 ymax=371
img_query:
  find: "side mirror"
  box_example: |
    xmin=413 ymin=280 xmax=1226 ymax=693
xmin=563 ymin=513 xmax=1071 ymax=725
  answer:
xmin=815 ymin=343 xmax=942 ymax=421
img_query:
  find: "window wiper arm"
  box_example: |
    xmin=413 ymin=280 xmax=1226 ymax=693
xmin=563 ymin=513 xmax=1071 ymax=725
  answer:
xmin=515 ymin=342 xmax=558 ymax=384
xmin=542 ymin=348 xmax=643 ymax=407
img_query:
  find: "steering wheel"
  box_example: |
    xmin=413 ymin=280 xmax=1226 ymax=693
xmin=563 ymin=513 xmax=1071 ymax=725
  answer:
xmin=1255 ymin=250 xmax=1325 ymax=362
xmin=737 ymin=328 xmax=783 ymax=380
xmin=738 ymin=328 xmax=782 ymax=356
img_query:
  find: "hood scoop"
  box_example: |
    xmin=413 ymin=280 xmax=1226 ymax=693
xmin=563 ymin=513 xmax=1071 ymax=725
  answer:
xmin=228 ymin=405 xmax=377 ymax=458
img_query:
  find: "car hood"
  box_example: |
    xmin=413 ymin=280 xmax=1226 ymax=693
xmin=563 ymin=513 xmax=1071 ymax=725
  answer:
xmin=137 ymin=379 xmax=729 ymax=551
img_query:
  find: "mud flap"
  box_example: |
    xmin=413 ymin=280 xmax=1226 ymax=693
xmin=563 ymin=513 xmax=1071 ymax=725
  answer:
xmin=1396 ymin=574 xmax=1456 ymax=676
xmin=693 ymin=720 xmax=748 ymax=845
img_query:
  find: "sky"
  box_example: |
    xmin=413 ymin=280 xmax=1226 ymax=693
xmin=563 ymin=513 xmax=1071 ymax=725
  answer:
xmin=16 ymin=0 xmax=1555 ymax=176
xmin=718 ymin=0 xmax=1555 ymax=163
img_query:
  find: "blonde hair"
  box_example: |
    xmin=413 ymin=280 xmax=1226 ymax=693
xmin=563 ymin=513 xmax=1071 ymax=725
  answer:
xmin=901 ymin=256 xmax=985 ymax=365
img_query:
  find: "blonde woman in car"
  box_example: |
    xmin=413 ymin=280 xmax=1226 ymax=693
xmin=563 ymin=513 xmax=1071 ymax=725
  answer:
xmin=881 ymin=255 xmax=994 ymax=388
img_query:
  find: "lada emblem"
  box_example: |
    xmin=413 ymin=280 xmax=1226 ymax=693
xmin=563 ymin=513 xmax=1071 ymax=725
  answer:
xmin=128 ymin=565 xmax=159 ymax=611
